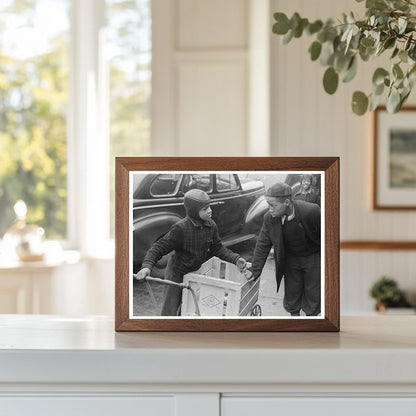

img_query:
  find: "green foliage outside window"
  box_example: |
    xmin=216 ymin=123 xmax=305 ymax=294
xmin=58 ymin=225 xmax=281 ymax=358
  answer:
xmin=0 ymin=1 xmax=69 ymax=238
xmin=0 ymin=0 xmax=151 ymax=240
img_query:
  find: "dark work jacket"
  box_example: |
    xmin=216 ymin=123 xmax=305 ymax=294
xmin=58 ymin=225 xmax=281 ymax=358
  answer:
xmin=251 ymin=200 xmax=321 ymax=291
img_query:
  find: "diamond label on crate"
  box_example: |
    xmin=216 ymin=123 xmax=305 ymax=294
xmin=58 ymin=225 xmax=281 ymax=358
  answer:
xmin=202 ymin=294 xmax=221 ymax=308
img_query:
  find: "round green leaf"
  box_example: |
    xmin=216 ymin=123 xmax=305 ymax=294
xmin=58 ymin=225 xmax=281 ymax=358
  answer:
xmin=282 ymin=29 xmax=293 ymax=45
xmin=369 ymin=92 xmax=383 ymax=112
xmin=408 ymin=64 xmax=416 ymax=80
xmin=405 ymin=34 xmax=413 ymax=51
xmin=409 ymin=45 xmax=416 ymax=61
xmin=317 ymin=30 xmax=328 ymax=43
xmin=307 ymin=20 xmax=323 ymax=35
xmin=352 ymin=91 xmax=369 ymax=115
xmin=384 ymin=37 xmax=396 ymax=50
xmin=372 ymin=68 xmax=389 ymax=86
xmin=309 ymin=41 xmax=322 ymax=61
xmin=359 ymin=44 xmax=375 ymax=62
xmin=320 ymin=41 xmax=335 ymax=66
xmin=334 ymin=52 xmax=352 ymax=73
xmin=387 ymin=88 xmax=401 ymax=113
xmin=393 ymin=0 xmax=409 ymax=11
xmin=399 ymin=50 xmax=408 ymax=63
xmin=408 ymin=70 xmax=416 ymax=88
xmin=293 ymin=18 xmax=308 ymax=38
xmin=393 ymin=63 xmax=404 ymax=79
xmin=273 ymin=13 xmax=290 ymax=35
xmin=373 ymin=82 xmax=385 ymax=96
xmin=400 ymin=88 xmax=411 ymax=107
xmin=360 ymin=37 xmax=375 ymax=48
xmin=323 ymin=67 xmax=339 ymax=95
xmin=342 ymin=56 xmax=357 ymax=83
xmin=391 ymin=47 xmax=399 ymax=59
xmin=290 ymin=13 xmax=301 ymax=30
xmin=367 ymin=0 xmax=388 ymax=11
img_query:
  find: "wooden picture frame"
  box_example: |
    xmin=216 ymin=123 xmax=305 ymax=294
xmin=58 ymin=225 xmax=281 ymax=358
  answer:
xmin=373 ymin=106 xmax=416 ymax=210
xmin=115 ymin=157 xmax=339 ymax=332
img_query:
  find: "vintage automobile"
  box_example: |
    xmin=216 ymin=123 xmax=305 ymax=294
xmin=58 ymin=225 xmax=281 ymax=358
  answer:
xmin=132 ymin=173 xmax=268 ymax=277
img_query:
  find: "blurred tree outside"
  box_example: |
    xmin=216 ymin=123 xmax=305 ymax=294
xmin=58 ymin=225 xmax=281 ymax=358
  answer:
xmin=0 ymin=0 xmax=69 ymax=239
xmin=0 ymin=0 xmax=151 ymax=241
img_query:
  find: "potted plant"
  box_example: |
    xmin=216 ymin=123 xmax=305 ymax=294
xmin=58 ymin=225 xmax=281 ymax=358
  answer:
xmin=369 ymin=276 xmax=413 ymax=312
xmin=272 ymin=0 xmax=416 ymax=115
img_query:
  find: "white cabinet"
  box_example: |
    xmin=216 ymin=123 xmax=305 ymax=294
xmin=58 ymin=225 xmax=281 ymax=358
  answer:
xmin=1 ymin=397 xmax=175 ymax=416
xmin=0 ymin=316 xmax=415 ymax=415
xmin=222 ymin=398 xmax=416 ymax=416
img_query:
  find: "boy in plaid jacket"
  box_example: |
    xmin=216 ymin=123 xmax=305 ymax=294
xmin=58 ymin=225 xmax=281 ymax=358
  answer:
xmin=135 ymin=189 xmax=247 ymax=316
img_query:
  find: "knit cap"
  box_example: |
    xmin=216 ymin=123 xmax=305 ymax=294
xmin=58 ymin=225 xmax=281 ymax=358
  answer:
xmin=184 ymin=189 xmax=211 ymax=220
xmin=266 ymin=182 xmax=292 ymax=198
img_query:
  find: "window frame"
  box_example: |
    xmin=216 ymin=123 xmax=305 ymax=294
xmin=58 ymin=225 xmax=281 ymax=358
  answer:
xmin=1 ymin=0 xmax=152 ymax=258
xmin=67 ymin=0 xmax=110 ymax=257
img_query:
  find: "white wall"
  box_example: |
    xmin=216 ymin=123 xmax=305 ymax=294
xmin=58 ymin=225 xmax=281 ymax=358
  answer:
xmin=270 ymin=0 xmax=416 ymax=313
xmin=65 ymin=0 xmax=416 ymax=316
xmin=152 ymin=0 xmax=271 ymax=156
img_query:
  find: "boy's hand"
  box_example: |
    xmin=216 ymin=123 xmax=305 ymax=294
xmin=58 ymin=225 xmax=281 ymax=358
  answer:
xmin=135 ymin=268 xmax=151 ymax=282
xmin=245 ymin=268 xmax=257 ymax=283
xmin=243 ymin=262 xmax=257 ymax=282
xmin=236 ymin=257 xmax=247 ymax=273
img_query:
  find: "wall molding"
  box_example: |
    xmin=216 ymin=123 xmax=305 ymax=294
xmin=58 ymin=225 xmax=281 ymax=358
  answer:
xmin=340 ymin=241 xmax=416 ymax=250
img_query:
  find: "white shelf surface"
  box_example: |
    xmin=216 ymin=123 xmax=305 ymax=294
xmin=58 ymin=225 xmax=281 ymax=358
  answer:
xmin=0 ymin=315 xmax=415 ymax=389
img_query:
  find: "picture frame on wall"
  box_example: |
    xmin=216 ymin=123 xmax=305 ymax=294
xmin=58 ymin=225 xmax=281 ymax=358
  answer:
xmin=115 ymin=157 xmax=339 ymax=332
xmin=374 ymin=106 xmax=416 ymax=210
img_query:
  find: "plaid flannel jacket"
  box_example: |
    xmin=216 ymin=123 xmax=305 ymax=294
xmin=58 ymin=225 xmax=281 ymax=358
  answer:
xmin=141 ymin=217 xmax=240 ymax=275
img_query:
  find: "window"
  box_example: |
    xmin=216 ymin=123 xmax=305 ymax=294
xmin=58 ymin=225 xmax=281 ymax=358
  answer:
xmin=150 ymin=174 xmax=181 ymax=197
xmin=0 ymin=0 xmax=151 ymax=255
xmin=0 ymin=0 xmax=70 ymax=239
xmin=182 ymin=174 xmax=213 ymax=193
xmin=216 ymin=174 xmax=238 ymax=192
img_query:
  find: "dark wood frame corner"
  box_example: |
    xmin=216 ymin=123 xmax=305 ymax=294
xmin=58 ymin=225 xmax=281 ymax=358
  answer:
xmin=115 ymin=157 xmax=340 ymax=332
xmin=373 ymin=106 xmax=416 ymax=210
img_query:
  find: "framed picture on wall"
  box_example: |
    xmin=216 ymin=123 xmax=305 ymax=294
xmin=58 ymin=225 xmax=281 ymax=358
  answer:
xmin=374 ymin=106 xmax=416 ymax=209
xmin=115 ymin=157 xmax=339 ymax=332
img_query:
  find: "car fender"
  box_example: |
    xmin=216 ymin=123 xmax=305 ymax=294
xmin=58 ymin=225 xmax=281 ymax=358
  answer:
xmin=132 ymin=212 xmax=182 ymax=269
xmin=242 ymin=195 xmax=269 ymax=234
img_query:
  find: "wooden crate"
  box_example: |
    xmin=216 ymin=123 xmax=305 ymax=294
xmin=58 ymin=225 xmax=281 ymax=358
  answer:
xmin=181 ymin=257 xmax=260 ymax=316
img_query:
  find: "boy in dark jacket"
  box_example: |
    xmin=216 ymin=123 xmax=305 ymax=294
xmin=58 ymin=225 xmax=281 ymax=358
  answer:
xmin=249 ymin=182 xmax=321 ymax=316
xmin=135 ymin=189 xmax=247 ymax=316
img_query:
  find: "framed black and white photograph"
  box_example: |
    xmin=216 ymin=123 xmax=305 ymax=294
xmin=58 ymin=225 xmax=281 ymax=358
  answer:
xmin=115 ymin=157 xmax=339 ymax=332
xmin=374 ymin=106 xmax=416 ymax=210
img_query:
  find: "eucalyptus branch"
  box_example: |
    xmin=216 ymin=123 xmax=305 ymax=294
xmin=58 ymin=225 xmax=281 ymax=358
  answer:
xmin=272 ymin=0 xmax=416 ymax=115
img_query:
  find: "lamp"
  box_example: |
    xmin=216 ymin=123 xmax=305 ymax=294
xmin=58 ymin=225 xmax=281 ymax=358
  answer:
xmin=3 ymin=200 xmax=45 ymax=261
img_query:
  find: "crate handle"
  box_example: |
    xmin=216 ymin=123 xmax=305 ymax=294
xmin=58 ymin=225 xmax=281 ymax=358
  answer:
xmin=133 ymin=274 xmax=201 ymax=316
